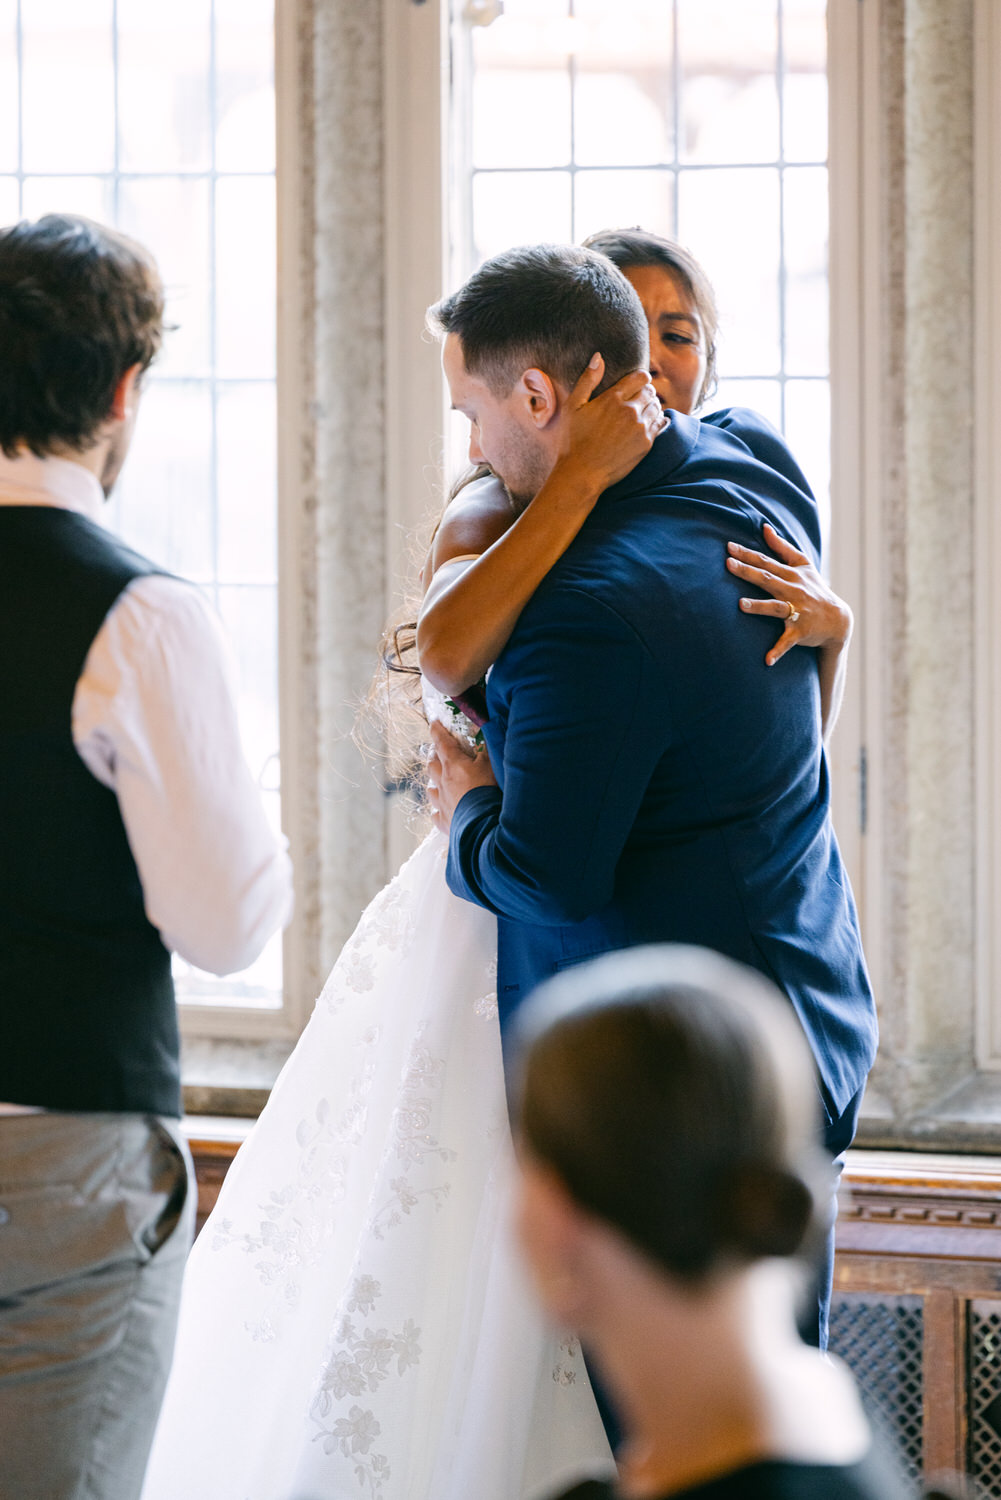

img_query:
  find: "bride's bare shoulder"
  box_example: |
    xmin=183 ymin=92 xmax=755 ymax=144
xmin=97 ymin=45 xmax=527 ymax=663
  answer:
xmin=430 ymin=471 xmax=514 ymax=573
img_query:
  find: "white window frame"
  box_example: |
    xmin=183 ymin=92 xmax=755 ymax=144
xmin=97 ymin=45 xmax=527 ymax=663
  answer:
xmin=974 ymin=0 xmax=1001 ymax=1070
xmin=826 ymin=0 xmax=885 ymax=1013
xmin=182 ymin=0 xmax=308 ymax=1043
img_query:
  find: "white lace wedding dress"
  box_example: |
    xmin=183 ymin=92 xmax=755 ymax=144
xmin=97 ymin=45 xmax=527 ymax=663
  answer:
xmin=141 ymin=698 xmax=613 ymax=1500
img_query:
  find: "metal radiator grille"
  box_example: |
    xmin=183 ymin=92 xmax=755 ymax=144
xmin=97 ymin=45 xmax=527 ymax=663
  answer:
xmin=829 ymin=1292 xmax=924 ymax=1480
xmin=969 ymin=1303 xmax=1001 ymax=1494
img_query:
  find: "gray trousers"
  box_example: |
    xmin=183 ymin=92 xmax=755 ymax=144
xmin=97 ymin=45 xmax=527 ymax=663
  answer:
xmin=0 ymin=1112 xmax=195 ymax=1500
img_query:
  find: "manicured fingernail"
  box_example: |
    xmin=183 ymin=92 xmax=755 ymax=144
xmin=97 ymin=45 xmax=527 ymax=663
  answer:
xmin=589 ymin=352 xmax=602 ymax=368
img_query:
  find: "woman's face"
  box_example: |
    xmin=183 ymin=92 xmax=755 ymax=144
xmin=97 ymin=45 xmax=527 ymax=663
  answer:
xmin=623 ymin=264 xmax=708 ymax=415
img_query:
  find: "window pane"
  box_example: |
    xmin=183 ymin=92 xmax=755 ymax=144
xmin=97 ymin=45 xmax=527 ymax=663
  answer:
xmin=473 ymin=0 xmax=570 ymax=72
xmin=679 ymin=166 xmax=781 ymax=376
xmin=21 ymin=0 xmax=114 ymax=173
xmin=21 ymin=175 xmax=114 ymax=222
xmin=215 ymin=175 xmax=276 ymax=378
xmin=117 ymin=0 xmax=211 ymax=173
xmin=784 ymin=166 xmax=828 ymax=376
xmin=783 ymin=73 xmax=827 ymax=164
xmin=218 ymin=584 xmax=280 ymax=788
xmin=118 ymin=177 xmax=212 ymax=379
xmin=498 ymin=0 xmax=568 ymax=15
xmin=472 ymin=170 xmax=572 ymax=262
xmin=573 ymin=73 xmax=671 ymax=169
xmin=572 ymin=2 xmax=673 ymax=167
xmin=11 ymin=2 xmax=281 ymax=1015
xmin=784 ymin=378 xmax=830 ymax=541
xmin=0 ymin=2 xmax=17 ymax=173
xmin=0 ymin=176 xmax=18 ymax=222
xmin=217 ymin=383 xmax=277 ymax=584
xmin=678 ymin=0 xmax=779 ymax=164
xmin=110 ymin=381 xmax=215 ymax=582
xmin=783 ymin=0 xmax=827 ymax=163
xmin=574 ymin=168 xmax=675 ymax=245
xmin=174 ymin=930 xmax=282 ymax=1007
xmin=472 ymin=68 xmax=571 ymax=169
xmin=215 ymin=0 xmax=275 ymax=173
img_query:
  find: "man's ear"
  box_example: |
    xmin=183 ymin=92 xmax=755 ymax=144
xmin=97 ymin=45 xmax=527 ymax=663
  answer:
xmin=108 ymin=363 xmax=143 ymax=423
xmin=518 ymin=367 xmax=561 ymax=429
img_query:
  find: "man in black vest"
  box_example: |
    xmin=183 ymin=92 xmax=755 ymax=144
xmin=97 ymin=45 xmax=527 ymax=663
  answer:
xmin=0 ymin=215 xmax=293 ymax=1500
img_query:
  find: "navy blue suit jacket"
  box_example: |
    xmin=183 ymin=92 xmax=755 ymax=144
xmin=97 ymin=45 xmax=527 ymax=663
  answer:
xmin=445 ymin=408 xmax=877 ymax=1124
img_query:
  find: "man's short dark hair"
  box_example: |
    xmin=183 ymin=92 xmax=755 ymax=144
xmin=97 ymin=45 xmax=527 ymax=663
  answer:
xmin=0 ymin=214 xmax=164 ymax=458
xmin=427 ymin=243 xmax=648 ymax=396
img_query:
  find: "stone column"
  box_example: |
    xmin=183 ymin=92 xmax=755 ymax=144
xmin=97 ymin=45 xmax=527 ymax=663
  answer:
xmin=861 ymin=0 xmax=976 ymax=1132
xmin=285 ymin=0 xmax=391 ymax=1006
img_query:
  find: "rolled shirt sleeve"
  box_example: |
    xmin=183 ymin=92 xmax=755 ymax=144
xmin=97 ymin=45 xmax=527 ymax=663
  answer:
xmin=72 ymin=573 xmax=293 ymax=974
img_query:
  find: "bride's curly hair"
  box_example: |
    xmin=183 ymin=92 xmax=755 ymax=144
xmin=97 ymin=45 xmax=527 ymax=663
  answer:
xmin=353 ymin=464 xmax=493 ymax=804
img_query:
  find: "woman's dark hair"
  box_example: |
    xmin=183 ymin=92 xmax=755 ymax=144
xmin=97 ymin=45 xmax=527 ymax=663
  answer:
xmin=582 ymin=226 xmax=719 ymax=409
xmin=515 ymin=945 xmax=827 ymax=1282
xmin=0 ymin=213 xmax=165 ymax=458
xmin=427 ymin=243 xmax=648 ymax=396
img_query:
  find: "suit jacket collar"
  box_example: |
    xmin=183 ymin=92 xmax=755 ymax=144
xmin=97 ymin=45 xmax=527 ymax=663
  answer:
xmin=600 ymin=409 xmax=701 ymax=505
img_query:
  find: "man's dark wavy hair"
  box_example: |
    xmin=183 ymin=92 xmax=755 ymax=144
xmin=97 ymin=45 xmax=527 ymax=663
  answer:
xmin=426 ymin=243 xmax=648 ymax=397
xmin=0 ymin=214 xmax=164 ymax=458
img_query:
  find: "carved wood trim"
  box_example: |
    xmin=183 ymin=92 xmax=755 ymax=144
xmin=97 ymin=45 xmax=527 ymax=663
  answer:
xmin=838 ymin=1150 xmax=1001 ymax=1260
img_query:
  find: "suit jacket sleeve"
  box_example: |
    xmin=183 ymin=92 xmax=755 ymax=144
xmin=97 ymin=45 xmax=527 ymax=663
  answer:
xmin=446 ymin=584 xmax=672 ymax=925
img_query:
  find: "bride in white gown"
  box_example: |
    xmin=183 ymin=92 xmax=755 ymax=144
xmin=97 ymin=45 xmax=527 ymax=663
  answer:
xmin=140 ymin=361 xmax=664 ymax=1500
xmin=141 ymin=817 xmax=611 ymax=1500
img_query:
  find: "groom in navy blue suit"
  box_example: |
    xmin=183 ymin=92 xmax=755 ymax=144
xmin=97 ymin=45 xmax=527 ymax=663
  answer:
xmin=426 ymin=245 xmax=877 ymax=1352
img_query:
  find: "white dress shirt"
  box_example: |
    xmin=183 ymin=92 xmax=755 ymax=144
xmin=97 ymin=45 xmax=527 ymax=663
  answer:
xmin=0 ymin=449 xmax=294 ymax=976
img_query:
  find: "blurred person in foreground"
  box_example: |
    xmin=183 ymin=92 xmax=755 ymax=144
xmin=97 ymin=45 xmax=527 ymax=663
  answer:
xmin=0 ymin=214 xmax=292 ymax=1500
xmin=514 ymin=945 xmax=908 ymax=1500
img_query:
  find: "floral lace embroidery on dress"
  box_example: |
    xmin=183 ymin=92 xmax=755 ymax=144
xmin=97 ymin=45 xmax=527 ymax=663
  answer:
xmin=302 ymin=1023 xmax=464 ymax=1492
xmin=311 ymin=1277 xmax=424 ymax=1495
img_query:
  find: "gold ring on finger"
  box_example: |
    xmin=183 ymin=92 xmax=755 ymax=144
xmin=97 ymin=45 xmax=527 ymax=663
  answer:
xmin=786 ymin=601 xmax=800 ymax=623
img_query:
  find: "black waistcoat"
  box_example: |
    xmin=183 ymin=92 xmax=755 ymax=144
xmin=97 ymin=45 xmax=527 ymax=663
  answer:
xmin=0 ymin=505 xmax=181 ymax=1116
